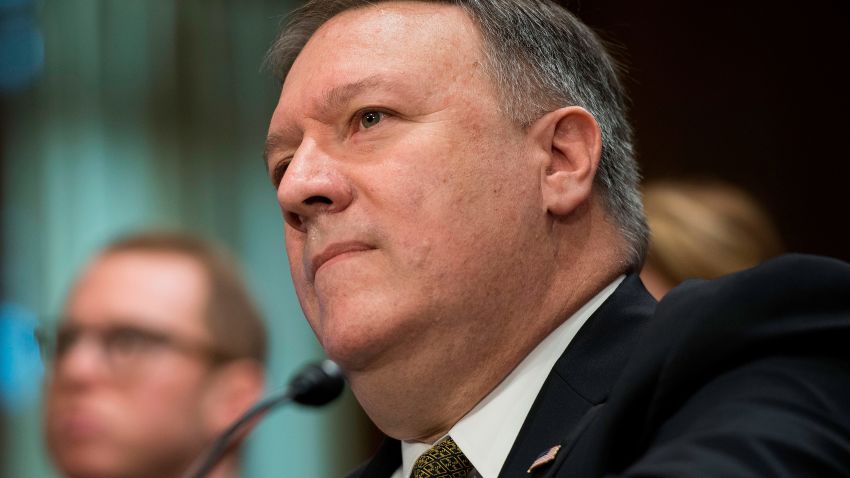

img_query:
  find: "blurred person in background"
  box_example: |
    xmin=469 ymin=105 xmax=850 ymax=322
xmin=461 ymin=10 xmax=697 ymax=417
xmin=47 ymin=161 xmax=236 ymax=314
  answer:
xmin=641 ymin=180 xmax=785 ymax=299
xmin=42 ymin=232 xmax=267 ymax=478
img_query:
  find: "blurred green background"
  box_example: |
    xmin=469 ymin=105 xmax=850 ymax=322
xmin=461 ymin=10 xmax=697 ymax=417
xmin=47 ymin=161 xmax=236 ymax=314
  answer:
xmin=0 ymin=1 xmax=372 ymax=476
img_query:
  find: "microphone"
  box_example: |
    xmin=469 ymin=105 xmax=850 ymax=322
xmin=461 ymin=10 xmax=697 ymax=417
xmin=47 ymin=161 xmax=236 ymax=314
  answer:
xmin=184 ymin=359 xmax=345 ymax=478
xmin=288 ymin=359 xmax=346 ymax=406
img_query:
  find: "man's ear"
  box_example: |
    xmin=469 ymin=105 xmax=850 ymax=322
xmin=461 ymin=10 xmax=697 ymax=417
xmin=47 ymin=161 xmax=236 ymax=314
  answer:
xmin=529 ymin=106 xmax=602 ymax=216
xmin=200 ymin=360 xmax=265 ymax=437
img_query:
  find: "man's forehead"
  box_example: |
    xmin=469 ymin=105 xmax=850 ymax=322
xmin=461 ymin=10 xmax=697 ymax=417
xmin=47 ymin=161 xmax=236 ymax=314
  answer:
xmin=314 ymin=1 xmax=473 ymax=37
xmin=289 ymin=1 xmax=482 ymax=78
xmin=84 ymin=251 xmax=205 ymax=284
xmin=64 ymin=252 xmax=210 ymax=332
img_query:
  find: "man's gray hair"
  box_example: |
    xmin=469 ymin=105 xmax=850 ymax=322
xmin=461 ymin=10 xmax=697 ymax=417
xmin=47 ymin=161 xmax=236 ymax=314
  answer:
xmin=265 ymin=0 xmax=649 ymax=269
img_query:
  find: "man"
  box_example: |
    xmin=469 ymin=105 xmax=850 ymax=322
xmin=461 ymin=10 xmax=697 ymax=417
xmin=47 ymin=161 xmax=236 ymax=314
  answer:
xmin=263 ymin=1 xmax=850 ymax=477
xmin=43 ymin=232 xmax=266 ymax=478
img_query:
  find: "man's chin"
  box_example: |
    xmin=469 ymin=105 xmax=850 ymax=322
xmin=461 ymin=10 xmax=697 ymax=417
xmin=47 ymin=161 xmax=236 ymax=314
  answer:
xmin=54 ymin=451 xmax=129 ymax=478
xmin=320 ymin=326 xmax=410 ymax=377
xmin=321 ymin=332 xmax=389 ymax=373
xmin=313 ymin=304 xmax=400 ymax=365
xmin=49 ymin=435 xmax=147 ymax=478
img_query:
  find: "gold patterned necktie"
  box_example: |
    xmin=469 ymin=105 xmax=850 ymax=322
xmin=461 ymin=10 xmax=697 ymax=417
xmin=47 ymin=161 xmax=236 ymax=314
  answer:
xmin=410 ymin=436 xmax=475 ymax=478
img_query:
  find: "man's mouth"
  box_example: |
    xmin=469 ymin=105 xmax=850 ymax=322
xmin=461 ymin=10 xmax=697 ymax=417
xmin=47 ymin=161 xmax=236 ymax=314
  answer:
xmin=309 ymin=242 xmax=375 ymax=281
xmin=52 ymin=409 xmax=105 ymax=441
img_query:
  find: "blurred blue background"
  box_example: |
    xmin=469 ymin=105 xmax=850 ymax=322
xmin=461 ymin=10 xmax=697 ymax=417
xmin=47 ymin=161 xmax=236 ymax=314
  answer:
xmin=0 ymin=1 xmax=372 ymax=476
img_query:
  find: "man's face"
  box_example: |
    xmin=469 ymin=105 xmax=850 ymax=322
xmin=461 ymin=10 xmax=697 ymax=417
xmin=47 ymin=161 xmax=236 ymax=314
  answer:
xmin=45 ymin=251 xmax=217 ymax=478
xmin=267 ymin=3 xmax=553 ymax=372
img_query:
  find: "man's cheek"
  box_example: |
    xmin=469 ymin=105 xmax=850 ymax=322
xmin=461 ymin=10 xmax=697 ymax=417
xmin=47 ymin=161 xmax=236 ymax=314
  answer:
xmin=284 ymin=242 xmax=307 ymax=284
xmin=293 ymin=280 xmax=321 ymax=332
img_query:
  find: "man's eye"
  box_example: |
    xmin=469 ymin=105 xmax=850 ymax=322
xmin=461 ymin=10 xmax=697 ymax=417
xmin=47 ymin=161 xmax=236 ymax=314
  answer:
xmin=360 ymin=111 xmax=384 ymax=129
xmin=106 ymin=329 xmax=163 ymax=355
xmin=54 ymin=329 xmax=80 ymax=357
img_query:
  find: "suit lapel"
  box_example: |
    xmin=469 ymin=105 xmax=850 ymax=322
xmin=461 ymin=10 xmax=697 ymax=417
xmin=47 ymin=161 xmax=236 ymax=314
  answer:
xmin=347 ymin=437 xmax=401 ymax=478
xmin=499 ymin=275 xmax=655 ymax=478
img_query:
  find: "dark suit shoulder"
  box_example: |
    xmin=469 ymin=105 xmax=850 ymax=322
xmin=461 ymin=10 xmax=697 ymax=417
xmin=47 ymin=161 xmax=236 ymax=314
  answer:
xmin=575 ymin=254 xmax=850 ymax=476
xmin=345 ymin=463 xmax=366 ymax=478
xmin=660 ymin=253 xmax=850 ymax=325
xmin=649 ymin=254 xmax=850 ymax=388
xmin=616 ymin=355 xmax=850 ymax=477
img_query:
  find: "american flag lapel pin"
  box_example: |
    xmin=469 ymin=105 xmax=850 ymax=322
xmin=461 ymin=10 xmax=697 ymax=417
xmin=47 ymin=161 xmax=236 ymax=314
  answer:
xmin=527 ymin=445 xmax=562 ymax=473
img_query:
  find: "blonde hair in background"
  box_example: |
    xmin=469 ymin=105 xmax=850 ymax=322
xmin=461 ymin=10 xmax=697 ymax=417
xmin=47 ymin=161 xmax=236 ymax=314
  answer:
xmin=643 ymin=180 xmax=785 ymax=292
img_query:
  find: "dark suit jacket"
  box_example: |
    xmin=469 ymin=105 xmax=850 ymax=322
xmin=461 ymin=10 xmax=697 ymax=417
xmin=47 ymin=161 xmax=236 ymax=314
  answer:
xmin=348 ymin=255 xmax=850 ymax=477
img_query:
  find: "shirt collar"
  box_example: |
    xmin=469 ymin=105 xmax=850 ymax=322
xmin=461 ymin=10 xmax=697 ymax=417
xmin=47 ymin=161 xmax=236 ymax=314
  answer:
xmin=399 ymin=276 xmax=625 ymax=478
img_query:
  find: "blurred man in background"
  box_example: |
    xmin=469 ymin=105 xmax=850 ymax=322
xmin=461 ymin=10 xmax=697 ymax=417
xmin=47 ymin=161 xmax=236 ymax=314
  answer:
xmin=43 ymin=232 xmax=266 ymax=478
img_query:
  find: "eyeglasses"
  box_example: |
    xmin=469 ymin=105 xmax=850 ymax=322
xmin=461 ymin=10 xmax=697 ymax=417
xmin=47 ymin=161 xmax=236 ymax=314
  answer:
xmin=37 ymin=321 xmax=231 ymax=375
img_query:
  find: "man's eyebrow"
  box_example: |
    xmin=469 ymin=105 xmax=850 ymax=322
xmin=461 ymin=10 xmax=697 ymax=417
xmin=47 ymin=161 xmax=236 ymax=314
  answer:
xmin=263 ymin=74 xmax=396 ymax=169
xmin=320 ymin=74 xmax=389 ymax=113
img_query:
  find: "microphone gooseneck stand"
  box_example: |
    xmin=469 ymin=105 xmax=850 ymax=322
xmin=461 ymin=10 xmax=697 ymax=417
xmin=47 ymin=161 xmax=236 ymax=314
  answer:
xmin=185 ymin=360 xmax=345 ymax=478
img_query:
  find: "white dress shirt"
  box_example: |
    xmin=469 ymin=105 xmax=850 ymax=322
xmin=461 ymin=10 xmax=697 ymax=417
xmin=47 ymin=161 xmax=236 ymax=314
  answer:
xmin=391 ymin=276 xmax=625 ymax=478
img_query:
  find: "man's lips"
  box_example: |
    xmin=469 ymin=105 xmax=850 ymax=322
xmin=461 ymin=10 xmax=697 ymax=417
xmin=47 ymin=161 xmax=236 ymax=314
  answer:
xmin=52 ymin=409 xmax=106 ymax=441
xmin=309 ymin=242 xmax=375 ymax=280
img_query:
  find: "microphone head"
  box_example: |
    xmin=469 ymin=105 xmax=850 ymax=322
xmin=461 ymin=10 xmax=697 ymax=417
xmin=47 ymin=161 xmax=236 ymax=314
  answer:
xmin=288 ymin=360 xmax=345 ymax=406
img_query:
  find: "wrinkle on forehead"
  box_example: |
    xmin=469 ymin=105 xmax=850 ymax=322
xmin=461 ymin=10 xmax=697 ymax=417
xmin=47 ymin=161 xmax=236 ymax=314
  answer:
xmin=294 ymin=1 xmax=486 ymax=83
xmin=294 ymin=1 xmax=489 ymax=91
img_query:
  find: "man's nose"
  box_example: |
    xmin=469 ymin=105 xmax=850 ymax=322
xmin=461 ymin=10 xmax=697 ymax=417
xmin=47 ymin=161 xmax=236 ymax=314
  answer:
xmin=53 ymin=338 xmax=109 ymax=387
xmin=277 ymin=140 xmax=354 ymax=232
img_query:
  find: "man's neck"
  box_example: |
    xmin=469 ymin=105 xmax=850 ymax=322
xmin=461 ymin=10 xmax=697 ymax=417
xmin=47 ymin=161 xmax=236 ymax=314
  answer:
xmin=351 ymin=258 xmax=625 ymax=443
